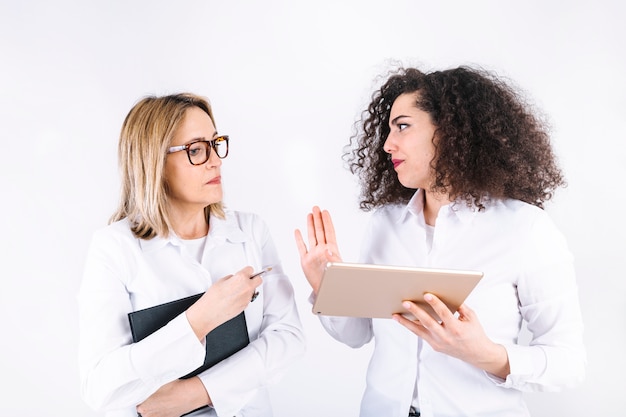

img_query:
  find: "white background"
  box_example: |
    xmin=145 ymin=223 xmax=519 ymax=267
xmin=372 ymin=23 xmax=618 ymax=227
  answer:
xmin=1 ymin=1 xmax=625 ymax=416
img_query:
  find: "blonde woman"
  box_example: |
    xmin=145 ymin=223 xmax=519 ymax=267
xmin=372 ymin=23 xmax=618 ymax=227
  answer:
xmin=79 ymin=93 xmax=305 ymax=417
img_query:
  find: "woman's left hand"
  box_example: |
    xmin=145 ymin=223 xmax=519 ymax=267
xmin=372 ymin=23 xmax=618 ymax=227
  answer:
xmin=294 ymin=206 xmax=343 ymax=295
xmin=393 ymin=293 xmax=510 ymax=379
xmin=136 ymin=377 xmax=209 ymax=417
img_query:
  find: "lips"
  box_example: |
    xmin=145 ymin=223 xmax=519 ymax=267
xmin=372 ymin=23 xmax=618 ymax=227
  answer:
xmin=391 ymin=159 xmax=403 ymax=169
xmin=207 ymin=176 xmax=221 ymax=185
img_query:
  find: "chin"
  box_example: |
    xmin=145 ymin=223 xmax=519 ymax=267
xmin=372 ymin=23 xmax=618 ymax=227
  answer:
xmin=398 ymin=177 xmax=418 ymax=189
xmin=207 ymin=189 xmax=223 ymax=202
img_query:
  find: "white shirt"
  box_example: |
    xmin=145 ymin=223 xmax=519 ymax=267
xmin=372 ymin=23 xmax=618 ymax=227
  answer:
xmin=78 ymin=209 xmax=305 ymax=417
xmin=318 ymin=190 xmax=586 ymax=417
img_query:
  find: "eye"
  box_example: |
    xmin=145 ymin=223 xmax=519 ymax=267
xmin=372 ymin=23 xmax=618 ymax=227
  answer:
xmin=398 ymin=123 xmax=409 ymax=131
xmin=187 ymin=143 xmax=203 ymax=157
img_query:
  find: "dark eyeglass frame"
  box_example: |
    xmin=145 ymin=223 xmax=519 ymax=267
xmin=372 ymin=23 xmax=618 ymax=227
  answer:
xmin=167 ymin=135 xmax=229 ymax=165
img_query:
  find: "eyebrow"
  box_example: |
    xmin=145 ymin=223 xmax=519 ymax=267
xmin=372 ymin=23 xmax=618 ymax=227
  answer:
xmin=186 ymin=132 xmax=219 ymax=143
xmin=390 ymin=115 xmax=409 ymax=125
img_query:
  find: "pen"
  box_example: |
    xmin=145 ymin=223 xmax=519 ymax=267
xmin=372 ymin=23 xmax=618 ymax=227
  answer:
xmin=250 ymin=266 xmax=273 ymax=279
xmin=250 ymin=266 xmax=273 ymax=302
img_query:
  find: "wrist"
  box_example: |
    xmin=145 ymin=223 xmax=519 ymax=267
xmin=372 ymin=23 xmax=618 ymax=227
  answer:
xmin=186 ymin=302 xmax=217 ymax=341
xmin=185 ymin=377 xmax=211 ymax=408
xmin=477 ymin=343 xmax=510 ymax=379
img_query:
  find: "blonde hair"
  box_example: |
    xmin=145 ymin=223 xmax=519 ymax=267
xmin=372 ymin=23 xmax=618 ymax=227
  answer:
xmin=110 ymin=93 xmax=225 ymax=239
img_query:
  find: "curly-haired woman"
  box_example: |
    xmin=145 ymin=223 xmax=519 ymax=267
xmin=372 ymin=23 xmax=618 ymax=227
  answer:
xmin=295 ymin=66 xmax=586 ymax=417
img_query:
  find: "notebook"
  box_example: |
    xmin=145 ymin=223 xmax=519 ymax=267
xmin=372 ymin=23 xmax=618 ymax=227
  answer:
xmin=128 ymin=292 xmax=250 ymax=379
xmin=312 ymin=262 xmax=483 ymax=320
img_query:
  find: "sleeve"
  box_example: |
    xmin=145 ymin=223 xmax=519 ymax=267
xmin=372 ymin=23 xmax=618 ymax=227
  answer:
xmin=77 ymin=228 xmax=206 ymax=411
xmin=500 ymin=211 xmax=586 ymax=391
xmin=317 ymin=314 xmax=373 ymax=348
xmin=197 ymin=215 xmax=306 ymax=416
xmin=315 ymin=210 xmax=379 ymax=348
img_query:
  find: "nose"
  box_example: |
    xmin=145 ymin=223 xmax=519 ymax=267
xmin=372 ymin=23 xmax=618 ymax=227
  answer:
xmin=205 ymin=149 xmax=222 ymax=168
xmin=383 ymin=132 xmax=396 ymax=154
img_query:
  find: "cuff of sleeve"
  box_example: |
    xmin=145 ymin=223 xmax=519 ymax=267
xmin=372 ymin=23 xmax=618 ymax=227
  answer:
xmin=198 ymin=345 xmax=264 ymax=416
xmin=496 ymin=343 xmax=547 ymax=389
xmin=130 ymin=313 xmax=206 ymax=385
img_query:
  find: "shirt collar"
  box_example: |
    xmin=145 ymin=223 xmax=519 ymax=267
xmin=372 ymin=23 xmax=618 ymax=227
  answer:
xmin=138 ymin=209 xmax=248 ymax=252
xmin=396 ymin=189 xmax=481 ymax=225
xmin=206 ymin=209 xmax=248 ymax=244
xmin=397 ymin=189 xmax=426 ymax=224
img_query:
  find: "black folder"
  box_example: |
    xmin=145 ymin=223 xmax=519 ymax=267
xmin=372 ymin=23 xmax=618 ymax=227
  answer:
xmin=128 ymin=293 xmax=250 ymax=379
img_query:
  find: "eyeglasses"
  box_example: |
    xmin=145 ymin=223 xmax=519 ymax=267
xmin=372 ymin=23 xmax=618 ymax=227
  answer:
xmin=167 ymin=135 xmax=229 ymax=165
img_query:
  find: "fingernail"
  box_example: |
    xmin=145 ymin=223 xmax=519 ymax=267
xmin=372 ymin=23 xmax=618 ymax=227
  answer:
xmin=402 ymin=301 xmax=411 ymax=309
xmin=424 ymin=293 xmax=433 ymax=301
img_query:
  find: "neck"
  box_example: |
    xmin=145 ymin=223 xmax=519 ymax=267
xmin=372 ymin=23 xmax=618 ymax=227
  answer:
xmin=169 ymin=205 xmax=209 ymax=239
xmin=423 ymin=190 xmax=452 ymax=226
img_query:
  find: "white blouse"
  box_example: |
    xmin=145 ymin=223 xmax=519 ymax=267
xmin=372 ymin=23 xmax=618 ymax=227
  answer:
xmin=318 ymin=190 xmax=586 ymax=417
xmin=78 ymin=209 xmax=305 ymax=417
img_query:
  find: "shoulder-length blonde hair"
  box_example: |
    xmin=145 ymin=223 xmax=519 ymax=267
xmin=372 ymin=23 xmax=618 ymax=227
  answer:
xmin=109 ymin=93 xmax=225 ymax=239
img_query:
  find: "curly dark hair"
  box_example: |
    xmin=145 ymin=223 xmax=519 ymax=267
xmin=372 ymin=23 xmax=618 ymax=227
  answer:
xmin=344 ymin=66 xmax=566 ymax=211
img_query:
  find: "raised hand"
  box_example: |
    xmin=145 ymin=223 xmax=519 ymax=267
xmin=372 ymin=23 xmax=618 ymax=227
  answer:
xmin=294 ymin=206 xmax=342 ymax=295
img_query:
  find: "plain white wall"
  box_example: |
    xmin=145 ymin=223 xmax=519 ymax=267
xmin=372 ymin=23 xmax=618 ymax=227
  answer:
xmin=1 ymin=1 xmax=624 ymax=415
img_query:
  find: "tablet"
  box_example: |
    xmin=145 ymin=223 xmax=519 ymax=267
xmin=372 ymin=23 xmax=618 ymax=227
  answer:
xmin=312 ymin=262 xmax=483 ymax=320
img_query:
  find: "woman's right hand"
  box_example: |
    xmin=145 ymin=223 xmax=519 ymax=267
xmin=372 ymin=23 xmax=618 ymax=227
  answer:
xmin=294 ymin=206 xmax=343 ymax=295
xmin=186 ymin=266 xmax=262 ymax=341
xmin=136 ymin=377 xmax=210 ymax=417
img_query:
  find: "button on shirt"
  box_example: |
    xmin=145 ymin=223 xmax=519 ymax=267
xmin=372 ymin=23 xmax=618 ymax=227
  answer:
xmin=78 ymin=210 xmax=305 ymax=417
xmin=318 ymin=190 xmax=586 ymax=417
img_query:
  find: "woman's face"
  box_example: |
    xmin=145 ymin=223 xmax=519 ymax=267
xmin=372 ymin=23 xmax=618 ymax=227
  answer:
xmin=383 ymin=92 xmax=437 ymax=190
xmin=164 ymin=106 xmax=223 ymax=213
